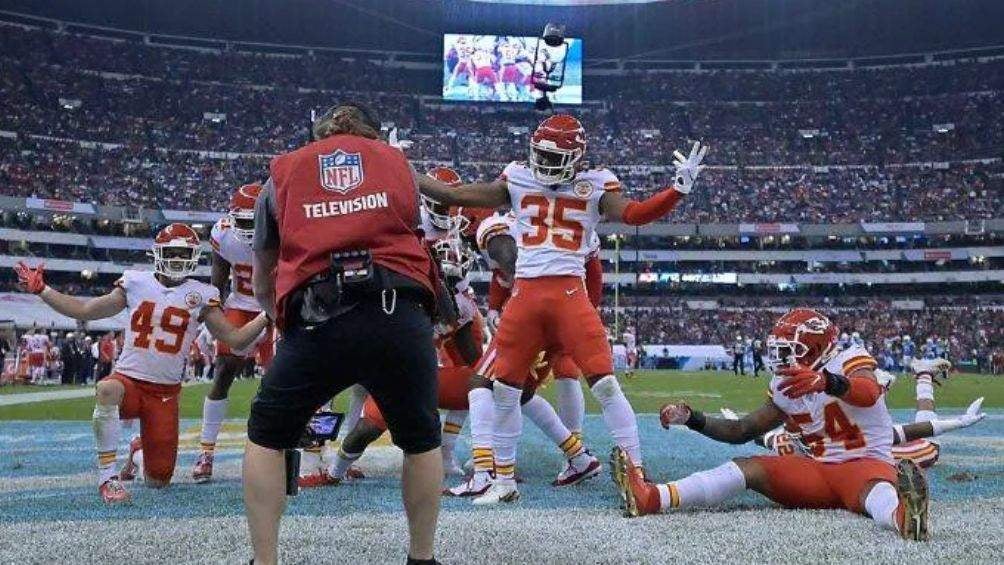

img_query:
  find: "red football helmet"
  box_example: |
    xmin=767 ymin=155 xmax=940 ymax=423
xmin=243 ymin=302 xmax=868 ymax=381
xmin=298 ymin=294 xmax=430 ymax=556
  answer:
xmin=152 ymin=223 xmax=202 ymax=279
xmin=229 ymin=182 xmax=262 ymax=245
xmin=529 ymin=114 xmax=586 ymax=185
xmin=423 ymin=167 xmax=468 ymax=232
xmin=766 ymin=308 xmax=840 ymax=372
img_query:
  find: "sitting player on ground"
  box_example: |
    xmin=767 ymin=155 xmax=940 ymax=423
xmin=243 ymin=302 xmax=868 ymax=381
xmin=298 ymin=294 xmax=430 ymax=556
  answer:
xmin=192 ymin=182 xmax=276 ymax=483
xmin=749 ymin=358 xmax=985 ymax=468
xmin=15 ymin=223 xmax=270 ymax=504
xmin=612 ymin=308 xmax=930 ymax=540
xmin=418 ymin=114 xmax=708 ymax=504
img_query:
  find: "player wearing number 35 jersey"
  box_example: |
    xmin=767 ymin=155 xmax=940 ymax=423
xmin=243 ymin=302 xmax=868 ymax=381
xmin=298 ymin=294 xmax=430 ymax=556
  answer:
xmin=418 ymin=114 xmax=709 ymax=505
xmin=14 ymin=223 xmax=270 ymax=504
xmin=612 ymin=308 xmax=931 ymax=541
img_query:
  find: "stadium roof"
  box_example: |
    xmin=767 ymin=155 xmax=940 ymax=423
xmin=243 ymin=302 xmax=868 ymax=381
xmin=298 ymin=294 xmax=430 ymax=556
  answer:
xmin=1 ymin=0 xmax=1002 ymax=61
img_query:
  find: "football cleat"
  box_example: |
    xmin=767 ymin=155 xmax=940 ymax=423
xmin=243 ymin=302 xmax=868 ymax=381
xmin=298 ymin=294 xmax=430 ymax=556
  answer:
xmin=298 ymin=470 xmax=340 ymax=489
xmin=99 ymin=477 xmax=132 ymax=504
xmin=553 ymin=452 xmax=602 ymax=487
xmin=472 ymin=480 xmax=520 ymax=506
xmin=444 ymin=470 xmax=492 ymax=497
xmin=345 ymin=465 xmax=365 ymax=480
xmin=612 ymin=447 xmax=660 ymax=517
xmin=192 ymin=451 xmax=214 ymax=484
xmin=896 ymin=458 xmax=930 ymax=541
xmin=119 ymin=436 xmax=142 ymax=482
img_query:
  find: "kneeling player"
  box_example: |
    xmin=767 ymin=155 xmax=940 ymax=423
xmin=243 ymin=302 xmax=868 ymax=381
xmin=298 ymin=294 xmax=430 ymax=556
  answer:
xmin=612 ymin=308 xmax=930 ymax=541
xmin=15 ymin=224 xmax=269 ymax=504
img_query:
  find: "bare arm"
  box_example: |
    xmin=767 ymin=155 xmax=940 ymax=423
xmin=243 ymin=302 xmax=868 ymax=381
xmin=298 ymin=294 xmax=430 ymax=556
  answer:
xmin=252 ymin=248 xmax=278 ymax=321
xmin=210 ymin=251 xmax=232 ymax=303
xmin=202 ymin=307 xmax=270 ymax=350
xmin=450 ymin=322 xmax=482 ymax=367
xmin=416 ymin=173 xmax=510 ymax=209
xmin=690 ymin=401 xmax=786 ymax=445
xmin=485 ymin=233 xmax=517 ymax=280
xmin=38 ymin=286 xmax=127 ymax=321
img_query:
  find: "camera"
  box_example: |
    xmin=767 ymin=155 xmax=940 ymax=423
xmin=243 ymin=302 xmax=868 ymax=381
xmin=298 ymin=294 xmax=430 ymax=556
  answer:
xmin=542 ymin=23 xmax=565 ymax=48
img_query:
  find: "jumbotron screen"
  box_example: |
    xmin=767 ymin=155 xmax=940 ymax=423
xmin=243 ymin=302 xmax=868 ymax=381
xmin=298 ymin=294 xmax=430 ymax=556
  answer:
xmin=442 ymin=34 xmax=583 ymax=104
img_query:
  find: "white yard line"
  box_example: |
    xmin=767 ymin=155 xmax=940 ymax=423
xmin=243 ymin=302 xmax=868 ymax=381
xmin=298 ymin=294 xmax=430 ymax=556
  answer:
xmin=0 ymin=387 xmax=96 ymax=406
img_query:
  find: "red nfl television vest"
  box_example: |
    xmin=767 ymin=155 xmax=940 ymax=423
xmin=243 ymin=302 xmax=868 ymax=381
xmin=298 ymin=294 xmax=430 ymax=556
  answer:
xmin=270 ymin=134 xmax=433 ymax=328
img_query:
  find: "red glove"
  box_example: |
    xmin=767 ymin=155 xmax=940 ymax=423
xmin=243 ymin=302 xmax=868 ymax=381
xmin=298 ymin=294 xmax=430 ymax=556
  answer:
xmin=14 ymin=261 xmax=46 ymax=294
xmin=659 ymin=403 xmax=692 ymax=429
xmin=777 ymin=365 xmax=827 ymax=399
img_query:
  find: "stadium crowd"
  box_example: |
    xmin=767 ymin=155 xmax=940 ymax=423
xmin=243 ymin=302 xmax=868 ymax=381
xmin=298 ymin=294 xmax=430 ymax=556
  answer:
xmin=1 ymin=24 xmax=1002 ymax=222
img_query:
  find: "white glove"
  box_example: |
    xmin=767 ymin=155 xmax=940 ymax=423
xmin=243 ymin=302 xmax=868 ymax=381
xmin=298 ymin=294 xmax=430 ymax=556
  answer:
xmin=486 ymin=309 xmax=501 ymax=333
xmin=388 ymin=127 xmax=413 ymax=152
xmin=671 ymin=141 xmax=708 ymax=195
xmin=910 ymin=357 xmax=951 ymax=377
xmin=719 ymin=407 xmax=739 ymax=421
xmin=930 ymin=397 xmax=986 ymax=435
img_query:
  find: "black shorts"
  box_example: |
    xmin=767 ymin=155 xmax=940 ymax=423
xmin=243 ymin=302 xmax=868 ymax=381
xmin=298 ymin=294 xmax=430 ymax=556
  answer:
xmin=247 ymin=297 xmax=440 ymax=454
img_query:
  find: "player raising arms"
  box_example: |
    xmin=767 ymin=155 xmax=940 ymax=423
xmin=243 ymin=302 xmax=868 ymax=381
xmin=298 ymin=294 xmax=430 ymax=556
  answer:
xmin=192 ymin=183 xmax=275 ymax=483
xmin=14 ymin=223 xmax=269 ymax=504
xmin=613 ymin=308 xmax=930 ymax=541
xmin=417 ymin=114 xmax=708 ymax=504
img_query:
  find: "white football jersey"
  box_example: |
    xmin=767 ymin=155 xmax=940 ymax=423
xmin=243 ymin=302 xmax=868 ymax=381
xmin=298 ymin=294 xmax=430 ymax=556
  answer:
xmin=769 ymin=344 xmax=893 ymax=464
xmin=503 ymin=162 xmax=619 ymax=278
xmin=113 ymin=270 xmax=221 ymax=385
xmin=27 ymin=334 xmax=49 ymax=353
xmin=210 ymin=218 xmax=260 ymax=312
xmin=475 ymin=211 xmax=515 ymax=270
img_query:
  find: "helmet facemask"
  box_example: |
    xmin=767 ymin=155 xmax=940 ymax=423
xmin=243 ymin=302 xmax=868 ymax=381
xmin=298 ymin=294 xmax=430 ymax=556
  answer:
xmin=229 ymin=209 xmax=255 ymax=245
xmin=529 ymin=142 xmax=581 ymax=185
xmin=151 ymin=241 xmax=201 ymax=279
xmin=432 ymin=238 xmax=474 ymax=282
xmin=422 ymin=196 xmax=470 ymax=233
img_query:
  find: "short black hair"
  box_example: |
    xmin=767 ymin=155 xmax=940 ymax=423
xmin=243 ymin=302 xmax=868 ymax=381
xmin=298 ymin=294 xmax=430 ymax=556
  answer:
xmin=316 ymin=101 xmax=380 ymax=132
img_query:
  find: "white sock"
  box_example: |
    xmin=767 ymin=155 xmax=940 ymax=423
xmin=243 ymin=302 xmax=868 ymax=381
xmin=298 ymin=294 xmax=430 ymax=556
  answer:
xmin=915 ymin=375 xmax=934 ymax=402
xmin=590 ymin=375 xmax=642 ymax=464
xmin=491 ymin=381 xmax=522 ymax=481
xmin=328 ymin=448 xmax=361 ymax=479
xmin=339 ymin=385 xmax=368 ymax=440
xmin=93 ymin=404 xmax=121 ymax=485
xmin=441 ymin=410 xmax=467 ymax=465
xmin=199 ymin=397 xmax=228 ymax=452
xmin=659 ymin=461 xmax=746 ymax=511
xmin=522 ymin=395 xmax=580 ymax=455
xmin=555 ymin=378 xmax=585 ymax=437
xmin=915 ymin=409 xmax=937 ymax=423
xmin=864 ymin=481 xmax=901 ymax=532
xmin=468 ymin=387 xmax=495 ymax=473
xmin=300 ymin=446 xmax=324 ymax=475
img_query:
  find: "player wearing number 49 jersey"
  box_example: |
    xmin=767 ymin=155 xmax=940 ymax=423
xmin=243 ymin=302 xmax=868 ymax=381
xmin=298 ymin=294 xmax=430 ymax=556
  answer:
xmin=14 ymin=223 xmax=270 ymax=504
xmin=418 ymin=114 xmax=709 ymax=504
xmin=192 ymin=183 xmax=276 ymax=484
xmin=612 ymin=308 xmax=931 ymax=541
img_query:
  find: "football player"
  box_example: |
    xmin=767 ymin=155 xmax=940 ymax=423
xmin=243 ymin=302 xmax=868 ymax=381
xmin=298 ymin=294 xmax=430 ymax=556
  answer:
xmin=15 ymin=223 xmax=269 ymax=503
xmin=612 ymin=308 xmax=930 ymax=541
xmin=417 ymin=115 xmax=707 ymax=504
xmin=192 ymin=183 xmax=275 ymax=483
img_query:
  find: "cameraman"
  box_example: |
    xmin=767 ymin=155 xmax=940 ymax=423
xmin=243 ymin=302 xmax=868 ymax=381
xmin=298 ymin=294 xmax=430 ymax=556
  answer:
xmin=244 ymin=103 xmax=442 ymax=565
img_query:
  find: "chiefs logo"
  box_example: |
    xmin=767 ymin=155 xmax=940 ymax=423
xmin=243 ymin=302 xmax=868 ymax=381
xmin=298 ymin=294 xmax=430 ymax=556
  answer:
xmin=573 ymin=180 xmax=593 ymax=198
xmin=801 ymin=316 xmax=831 ymax=333
xmin=184 ymin=292 xmax=203 ymax=308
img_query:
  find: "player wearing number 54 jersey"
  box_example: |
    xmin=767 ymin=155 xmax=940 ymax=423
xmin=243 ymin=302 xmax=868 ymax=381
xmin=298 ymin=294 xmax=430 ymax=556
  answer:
xmin=14 ymin=223 xmax=270 ymax=504
xmin=418 ymin=114 xmax=709 ymax=504
xmin=612 ymin=308 xmax=931 ymax=541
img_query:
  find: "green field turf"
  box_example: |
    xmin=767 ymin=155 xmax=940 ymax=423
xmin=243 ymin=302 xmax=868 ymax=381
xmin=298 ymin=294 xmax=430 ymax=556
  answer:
xmin=2 ymin=370 xmax=1000 ymax=420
